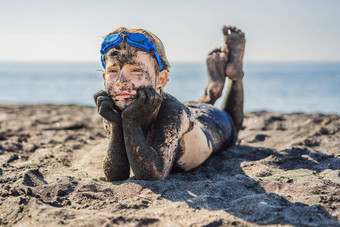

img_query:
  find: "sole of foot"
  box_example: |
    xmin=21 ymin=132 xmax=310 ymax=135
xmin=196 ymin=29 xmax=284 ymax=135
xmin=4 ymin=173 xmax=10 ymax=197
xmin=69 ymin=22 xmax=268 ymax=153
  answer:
xmin=222 ymin=25 xmax=246 ymax=81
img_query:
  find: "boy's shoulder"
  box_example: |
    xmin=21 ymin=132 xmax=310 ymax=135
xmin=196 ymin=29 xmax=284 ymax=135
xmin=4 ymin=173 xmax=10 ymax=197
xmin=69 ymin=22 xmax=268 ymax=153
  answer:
xmin=159 ymin=93 xmax=189 ymax=115
xmin=156 ymin=93 xmax=193 ymax=128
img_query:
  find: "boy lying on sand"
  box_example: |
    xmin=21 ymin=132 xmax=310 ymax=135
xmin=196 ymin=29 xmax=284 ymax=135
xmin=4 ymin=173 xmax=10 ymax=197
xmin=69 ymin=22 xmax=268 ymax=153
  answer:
xmin=94 ymin=25 xmax=245 ymax=181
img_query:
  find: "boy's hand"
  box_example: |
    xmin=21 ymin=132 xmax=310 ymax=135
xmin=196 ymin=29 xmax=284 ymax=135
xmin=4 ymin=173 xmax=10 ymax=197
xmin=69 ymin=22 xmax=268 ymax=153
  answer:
xmin=94 ymin=90 xmax=121 ymax=123
xmin=122 ymin=87 xmax=163 ymax=122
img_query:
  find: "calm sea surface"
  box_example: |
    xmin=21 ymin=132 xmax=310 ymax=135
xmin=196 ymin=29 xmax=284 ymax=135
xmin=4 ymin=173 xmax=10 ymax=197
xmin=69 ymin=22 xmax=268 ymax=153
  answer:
xmin=0 ymin=61 xmax=339 ymax=114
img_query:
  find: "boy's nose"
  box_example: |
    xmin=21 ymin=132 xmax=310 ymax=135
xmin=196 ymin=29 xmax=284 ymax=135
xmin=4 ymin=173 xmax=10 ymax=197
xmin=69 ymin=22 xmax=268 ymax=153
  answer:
xmin=115 ymin=72 xmax=128 ymax=86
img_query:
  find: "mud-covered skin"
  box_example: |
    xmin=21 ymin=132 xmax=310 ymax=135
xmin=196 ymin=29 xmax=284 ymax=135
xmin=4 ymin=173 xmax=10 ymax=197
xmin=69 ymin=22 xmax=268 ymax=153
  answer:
xmin=94 ymin=90 xmax=121 ymax=123
xmin=199 ymin=25 xmax=245 ymax=131
xmin=93 ymin=90 xmax=130 ymax=181
xmin=120 ymin=88 xmax=165 ymax=178
xmin=223 ymin=25 xmax=245 ymax=81
xmin=198 ymin=26 xmax=245 ymax=102
xmin=172 ymin=100 xmax=237 ymax=172
xmin=104 ymin=48 xmax=158 ymax=110
xmin=96 ymin=89 xmax=236 ymax=180
xmin=184 ymin=101 xmax=237 ymax=152
xmin=221 ymin=26 xmax=245 ymax=131
xmin=105 ymin=43 xmax=138 ymax=70
xmin=121 ymin=90 xmax=180 ymax=180
xmin=121 ymin=91 xmax=236 ymax=179
xmin=198 ymin=47 xmax=229 ymax=105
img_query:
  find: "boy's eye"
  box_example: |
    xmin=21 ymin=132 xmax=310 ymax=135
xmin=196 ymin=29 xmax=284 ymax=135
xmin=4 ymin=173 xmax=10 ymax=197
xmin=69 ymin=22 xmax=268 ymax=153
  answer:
xmin=132 ymin=68 xmax=143 ymax=73
xmin=108 ymin=69 xmax=118 ymax=73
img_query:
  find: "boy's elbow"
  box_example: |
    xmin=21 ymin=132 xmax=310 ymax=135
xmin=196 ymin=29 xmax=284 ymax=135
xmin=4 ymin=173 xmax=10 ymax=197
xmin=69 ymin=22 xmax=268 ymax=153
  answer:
xmin=132 ymin=160 xmax=170 ymax=180
xmin=134 ymin=170 xmax=167 ymax=181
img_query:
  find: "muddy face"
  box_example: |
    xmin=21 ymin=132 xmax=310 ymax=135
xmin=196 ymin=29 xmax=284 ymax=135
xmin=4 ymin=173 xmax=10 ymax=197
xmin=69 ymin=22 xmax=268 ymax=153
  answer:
xmin=104 ymin=47 xmax=159 ymax=110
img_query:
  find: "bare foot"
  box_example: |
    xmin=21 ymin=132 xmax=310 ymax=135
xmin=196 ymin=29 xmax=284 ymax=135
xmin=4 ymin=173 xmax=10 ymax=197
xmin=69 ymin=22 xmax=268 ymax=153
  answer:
xmin=223 ymin=25 xmax=245 ymax=81
xmin=198 ymin=47 xmax=229 ymax=105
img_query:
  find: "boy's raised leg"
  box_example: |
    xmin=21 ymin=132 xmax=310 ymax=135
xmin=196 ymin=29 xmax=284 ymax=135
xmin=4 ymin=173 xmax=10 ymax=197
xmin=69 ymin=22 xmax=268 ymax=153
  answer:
xmin=221 ymin=25 xmax=246 ymax=132
xmin=198 ymin=47 xmax=229 ymax=105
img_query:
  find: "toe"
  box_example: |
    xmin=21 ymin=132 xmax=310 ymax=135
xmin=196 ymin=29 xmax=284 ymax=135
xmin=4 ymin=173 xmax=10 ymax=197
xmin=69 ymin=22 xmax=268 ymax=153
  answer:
xmin=237 ymin=28 xmax=245 ymax=37
xmin=219 ymin=52 xmax=228 ymax=63
xmin=223 ymin=25 xmax=234 ymax=35
xmin=221 ymin=45 xmax=229 ymax=54
xmin=222 ymin=25 xmax=229 ymax=35
xmin=208 ymin=47 xmax=221 ymax=55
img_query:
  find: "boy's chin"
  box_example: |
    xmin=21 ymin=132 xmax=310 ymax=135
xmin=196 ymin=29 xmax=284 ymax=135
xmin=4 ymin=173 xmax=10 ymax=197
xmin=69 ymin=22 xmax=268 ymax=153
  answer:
xmin=114 ymin=99 xmax=134 ymax=110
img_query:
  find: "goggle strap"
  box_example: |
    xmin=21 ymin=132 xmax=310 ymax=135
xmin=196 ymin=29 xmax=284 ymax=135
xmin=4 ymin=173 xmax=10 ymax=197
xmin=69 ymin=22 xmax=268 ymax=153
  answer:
xmin=153 ymin=50 xmax=164 ymax=71
xmin=101 ymin=55 xmax=105 ymax=68
xmin=126 ymin=39 xmax=149 ymax=52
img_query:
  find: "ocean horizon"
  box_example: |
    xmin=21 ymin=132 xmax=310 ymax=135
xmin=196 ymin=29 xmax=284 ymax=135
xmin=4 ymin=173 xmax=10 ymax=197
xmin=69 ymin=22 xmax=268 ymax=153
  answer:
xmin=0 ymin=61 xmax=339 ymax=114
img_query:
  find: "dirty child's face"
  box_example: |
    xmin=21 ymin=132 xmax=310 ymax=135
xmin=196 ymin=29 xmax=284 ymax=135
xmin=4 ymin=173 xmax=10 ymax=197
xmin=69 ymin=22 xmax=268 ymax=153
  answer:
xmin=104 ymin=47 xmax=158 ymax=110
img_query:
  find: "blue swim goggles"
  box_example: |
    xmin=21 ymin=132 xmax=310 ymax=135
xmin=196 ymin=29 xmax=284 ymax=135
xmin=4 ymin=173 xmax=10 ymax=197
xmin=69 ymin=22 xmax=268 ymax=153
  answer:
xmin=100 ymin=32 xmax=164 ymax=71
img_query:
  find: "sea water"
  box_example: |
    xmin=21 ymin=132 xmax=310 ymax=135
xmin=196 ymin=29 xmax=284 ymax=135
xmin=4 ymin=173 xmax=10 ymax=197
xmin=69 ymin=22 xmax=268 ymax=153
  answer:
xmin=0 ymin=61 xmax=339 ymax=114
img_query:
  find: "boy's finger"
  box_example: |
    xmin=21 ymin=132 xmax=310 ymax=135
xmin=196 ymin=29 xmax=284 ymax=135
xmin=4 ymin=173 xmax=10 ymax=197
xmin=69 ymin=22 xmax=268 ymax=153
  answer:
xmin=99 ymin=101 xmax=112 ymax=115
xmin=97 ymin=96 xmax=111 ymax=112
xmin=94 ymin=90 xmax=108 ymax=103
xmin=101 ymin=100 xmax=114 ymax=111
xmin=96 ymin=96 xmax=105 ymax=111
xmin=154 ymin=91 xmax=162 ymax=104
xmin=144 ymin=88 xmax=155 ymax=106
xmin=99 ymin=101 xmax=115 ymax=121
xmin=153 ymin=94 xmax=162 ymax=107
xmin=150 ymin=87 xmax=162 ymax=106
xmin=123 ymin=90 xmax=146 ymax=117
xmin=148 ymin=87 xmax=158 ymax=94
xmin=137 ymin=90 xmax=147 ymax=106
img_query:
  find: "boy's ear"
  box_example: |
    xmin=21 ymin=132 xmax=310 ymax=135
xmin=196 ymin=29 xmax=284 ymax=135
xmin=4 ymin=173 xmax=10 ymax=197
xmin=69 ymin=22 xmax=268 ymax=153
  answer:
xmin=156 ymin=70 xmax=168 ymax=89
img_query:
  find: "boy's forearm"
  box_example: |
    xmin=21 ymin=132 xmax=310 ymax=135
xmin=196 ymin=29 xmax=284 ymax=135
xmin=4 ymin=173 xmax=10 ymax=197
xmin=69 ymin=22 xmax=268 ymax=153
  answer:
xmin=122 ymin=119 xmax=165 ymax=180
xmin=103 ymin=121 xmax=130 ymax=181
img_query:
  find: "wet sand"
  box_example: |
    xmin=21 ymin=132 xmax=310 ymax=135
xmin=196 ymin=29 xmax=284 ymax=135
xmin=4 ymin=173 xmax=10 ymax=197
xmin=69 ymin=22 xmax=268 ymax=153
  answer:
xmin=0 ymin=104 xmax=339 ymax=226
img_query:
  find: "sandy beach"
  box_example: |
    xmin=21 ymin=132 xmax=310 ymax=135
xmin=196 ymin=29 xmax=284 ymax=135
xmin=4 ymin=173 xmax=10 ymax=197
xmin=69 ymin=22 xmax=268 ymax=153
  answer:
xmin=0 ymin=104 xmax=339 ymax=226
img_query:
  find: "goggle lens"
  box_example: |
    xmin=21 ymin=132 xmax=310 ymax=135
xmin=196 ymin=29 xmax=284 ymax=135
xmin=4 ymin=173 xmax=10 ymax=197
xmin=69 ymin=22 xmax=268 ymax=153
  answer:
xmin=128 ymin=33 xmax=149 ymax=42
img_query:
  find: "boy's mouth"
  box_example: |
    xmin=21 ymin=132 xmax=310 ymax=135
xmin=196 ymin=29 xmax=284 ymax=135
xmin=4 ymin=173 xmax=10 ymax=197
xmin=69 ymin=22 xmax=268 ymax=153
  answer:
xmin=114 ymin=91 xmax=136 ymax=99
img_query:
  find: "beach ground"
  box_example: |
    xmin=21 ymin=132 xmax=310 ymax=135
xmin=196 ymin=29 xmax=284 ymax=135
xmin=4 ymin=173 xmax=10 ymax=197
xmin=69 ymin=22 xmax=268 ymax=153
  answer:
xmin=0 ymin=104 xmax=339 ymax=226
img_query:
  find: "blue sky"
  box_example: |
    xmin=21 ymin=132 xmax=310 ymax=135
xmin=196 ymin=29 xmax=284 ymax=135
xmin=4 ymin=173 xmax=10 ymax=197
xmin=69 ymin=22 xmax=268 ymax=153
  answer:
xmin=1 ymin=0 xmax=339 ymax=62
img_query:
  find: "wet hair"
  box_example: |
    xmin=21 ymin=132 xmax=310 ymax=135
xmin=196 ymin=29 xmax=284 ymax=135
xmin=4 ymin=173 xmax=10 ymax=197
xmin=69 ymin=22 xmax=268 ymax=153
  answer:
xmin=102 ymin=27 xmax=170 ymax=74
